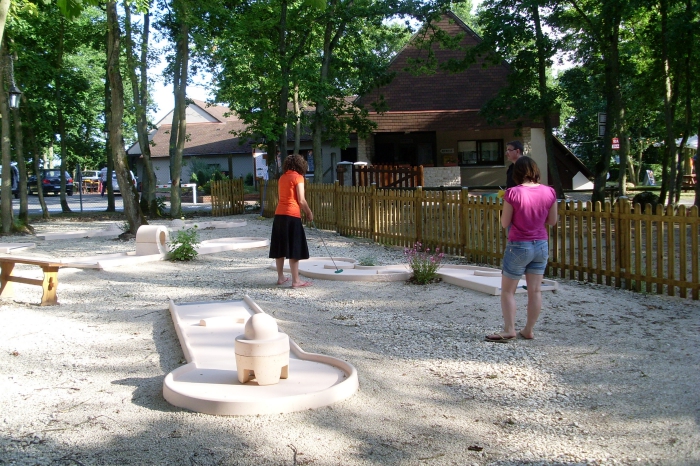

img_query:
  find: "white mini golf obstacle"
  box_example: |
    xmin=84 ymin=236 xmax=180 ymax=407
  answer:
xmin=437 ymin=264 xmax=558 ymax=295
xmin=272 ymin=258 xmax=557 ymax=295
xmin=197 ymin=237 xmax=269 ymax=254
xmin=57 ymin=226 xmax=269 ymax=270
xmin=164 ymin=297 xmax=358 ymax=415
xmin=271 ymin=257 xmax=412 ymax=282
xmin=168 ymin=219 xmax=247 ymax=231
xmin=37 ymin=223 xmax=122 ymax=241
xmin=0 ymin=243 xmax=36 ymax=254
xmin=59 ymin=225 xmax=170 ymax=269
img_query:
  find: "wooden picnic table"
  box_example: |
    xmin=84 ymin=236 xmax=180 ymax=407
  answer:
xmin=0 ymin=257 xmax=63 ymax=306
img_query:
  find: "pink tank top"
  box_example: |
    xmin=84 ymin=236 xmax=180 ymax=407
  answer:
xmin=504 ymin=184 xmax=556 ymax=241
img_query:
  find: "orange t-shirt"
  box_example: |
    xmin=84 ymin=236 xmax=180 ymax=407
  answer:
xmin=275 ymin=171 xmax=304 ymax=218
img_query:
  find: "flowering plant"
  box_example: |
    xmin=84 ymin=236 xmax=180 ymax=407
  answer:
xmin=404 ymin=242 xmax=444 ymax=284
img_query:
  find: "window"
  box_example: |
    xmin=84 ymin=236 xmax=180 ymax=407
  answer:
xmin=458 ymin=140 xmax=504 ymax=166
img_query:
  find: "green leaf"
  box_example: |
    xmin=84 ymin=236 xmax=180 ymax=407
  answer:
xmin=303 ymin=0 xmax=326 ymax=11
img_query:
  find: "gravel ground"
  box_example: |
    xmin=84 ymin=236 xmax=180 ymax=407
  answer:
xmin=0 ymin=214 xmax=698 ymax=466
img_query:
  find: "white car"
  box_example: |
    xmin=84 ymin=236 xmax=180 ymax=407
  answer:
xmin=99 ymin=168 xmax=136 ymax=194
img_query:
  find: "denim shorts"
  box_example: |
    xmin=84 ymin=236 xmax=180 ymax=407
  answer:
xmin=502 ymin=240 xmax=549 ymax=280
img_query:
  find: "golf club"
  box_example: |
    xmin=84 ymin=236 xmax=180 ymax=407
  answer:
xmin=311 ymin=220 xmax=343 ymax=273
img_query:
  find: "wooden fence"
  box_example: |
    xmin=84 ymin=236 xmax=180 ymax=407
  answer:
xmin=257 ymin=180 xmax=700 ymax=300
xmin=338 ymin=164 xmax=424 ymax=187
xmin=210 ymin=178 xmax=245 ymax=216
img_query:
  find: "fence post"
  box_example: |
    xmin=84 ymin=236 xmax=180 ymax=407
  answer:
xmin=460 ymin=188 xmax=468 ymax=255
xmin=415 ymin=186 xmax=423 ymax=243
xmin=334 ymin=181 xmax=340 ymax=232
xmin=370 ymin=183 xmax=377 ymax=242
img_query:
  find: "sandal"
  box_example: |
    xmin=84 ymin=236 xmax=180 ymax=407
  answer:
xmin=485 ymin=333 xmax=516 ymax=343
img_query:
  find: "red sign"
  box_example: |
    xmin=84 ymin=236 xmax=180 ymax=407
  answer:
xmin=612 ymin=137 xmax=620 ymax=150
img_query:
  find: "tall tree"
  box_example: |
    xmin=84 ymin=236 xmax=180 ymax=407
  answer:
xmin=476 ymin=0 xmax=564 ymax=198
xmin=557 ymin=0 xmax=632 ymax=204
xmin=124 ymin=1 xmax=158 ymax=216
xmin=107 ymin=0 xmax=145 ymax=232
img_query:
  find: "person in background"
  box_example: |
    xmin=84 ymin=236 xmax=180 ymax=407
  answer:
xmin=486 ymin=157 xmax=558 ymax=342
xmin=505 ymin=140 xmax=524 ymax=189
xmin=306 ymin=150 xmax=314 ymax=174
xmin=269 ymin=154 xmax=314 ymax=288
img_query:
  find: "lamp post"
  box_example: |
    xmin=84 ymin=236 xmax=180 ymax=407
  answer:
xmin=7 ymin=55 xmax=20 ymax=109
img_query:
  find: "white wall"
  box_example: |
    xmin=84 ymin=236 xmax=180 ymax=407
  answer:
xmin=528 ymin=128 xmax=548 ymax=185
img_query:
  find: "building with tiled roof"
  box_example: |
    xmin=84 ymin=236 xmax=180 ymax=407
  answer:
xmin=127 ymin=99 xmax=353 ymax=184
xmin=355 ymin=12 xmax=591 ymax=188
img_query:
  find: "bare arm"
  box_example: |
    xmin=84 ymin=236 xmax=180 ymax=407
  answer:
xmin=501 ymin=200 xmax=513 ymax=229
xmin=296 ymin=182 xmax=313 ymax=222
xmin=545 ymin=200 xmax=558 ymax=226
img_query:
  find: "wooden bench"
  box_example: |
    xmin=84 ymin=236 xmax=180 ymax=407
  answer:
xmin=0 ymin=257 xmax=63 ymax=306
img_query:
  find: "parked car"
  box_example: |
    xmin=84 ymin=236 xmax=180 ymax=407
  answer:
xmin=80 ymin=170 xmax=101 ymax=182
xmin=99 ymin=168 xmax=136 ymax=194
xmin=0 ymin=164 xmax=20 ymax=198
xmin=28 ymin=170 xmax=74 ymax=196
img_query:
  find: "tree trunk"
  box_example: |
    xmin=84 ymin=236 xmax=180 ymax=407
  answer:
xmin=0 ymin=0 xmax=10 ymax=58
xmin=0 ymin=0 xmax=11 ymax=225
xmin=11 ymin=106 xmax=27 ymax=224
xmin=104 ymin=58 xmax=115 ymax=211
xmin=660 ymin=0 xmax=677 ymax=206
xmin=591 ymin=15 xmax=621 ymax=207
xmin=169 ymin=7 xmax=188 ymax=219
xmin=54 ymin=18 xmax=71 ymax=213
xmin=125 ymin=5 xmax=158 ymax=217
xmin=277 ymin=0 xmax=289 ymax=164
xmin=0 ymin=52 xmax=12 ymax=233
xmin=312 ymin=3 xmax=345 ymax=182
xmin=293 ymin=83 xmax=301 ymax=154
xmin=107 ymin=0 xmax=145 ymax=233
xmin=22 ymin=95 xmax=49 ymax=218
xmin=532 ymin=2 xmax=563 ymax=198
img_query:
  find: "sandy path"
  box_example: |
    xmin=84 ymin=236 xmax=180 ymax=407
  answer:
xmin=0 ymin=214 xmax=698 ymax=465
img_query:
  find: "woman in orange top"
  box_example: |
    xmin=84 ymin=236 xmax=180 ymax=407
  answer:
xmin=269 ymin=154 xmax=314 ymax=288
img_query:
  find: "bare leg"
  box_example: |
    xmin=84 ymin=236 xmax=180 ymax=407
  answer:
xmin=275 ymin=258 xmax=287 ymax=284
xmin=498 ymin=275 xmax=520 ymax=338
xmin=520 ymin=273 xmax=543 ymax=339
xmin=289 ymin=259 xmax=303 ymax=286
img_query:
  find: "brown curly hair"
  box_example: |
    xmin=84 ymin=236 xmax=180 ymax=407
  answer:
xmin=282 ymin=154 xmax=308 ymax=176
xmin=513 ymin=156 xmax=541 ymax=184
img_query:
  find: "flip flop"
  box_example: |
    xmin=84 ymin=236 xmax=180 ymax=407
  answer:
xmin=518 ymin=331 xmax=534 ymax=340
xmin=292 ymin=281 xmax=313 ymax=288
xmin=485 ymin=333 xmax=516 ymax=343
xmin=276 ymin=277 xmax=290 ymax=286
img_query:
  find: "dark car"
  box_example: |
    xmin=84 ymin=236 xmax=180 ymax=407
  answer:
xmin=28 ymin=170 xmax=74 ymax=196
xmin=0 ymin=164 xmax=20 ymax=198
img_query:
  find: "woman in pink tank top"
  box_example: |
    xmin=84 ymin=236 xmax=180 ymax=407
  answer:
xmin=486 ymin=157 xmax=558 ymax=343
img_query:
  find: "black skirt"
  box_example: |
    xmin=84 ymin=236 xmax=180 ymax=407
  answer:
xmin=269 ymin=215 xmax=310 ymax=260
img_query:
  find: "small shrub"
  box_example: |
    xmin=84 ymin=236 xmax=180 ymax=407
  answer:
xmin=358 ymin=256 xmax=377 ymax=266
xmin=155 ymin=196 xmax=167 ymax=215
xmin=118 ymin=221 xmax=130 ymax=233
xmin=168 ymin=226 xmax=200 ymax=261
xmin=404 ymin=242 xmax=444 ymax=284
xmin=244 ymin=173 xmax=254 ymax=186
xmin=632 ymin=191 xmax=659 ymax=214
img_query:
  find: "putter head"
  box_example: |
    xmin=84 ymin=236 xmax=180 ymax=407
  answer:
xmin=334 ymin=269 xmax=343 ymax=274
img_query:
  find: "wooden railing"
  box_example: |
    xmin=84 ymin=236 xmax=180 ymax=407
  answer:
xmin=258 ymin=180 xmax=700 ymax=300
xmin=338 ymin=164 xmax=424 ymax=187
xmin=210 ymin=178 xmax=245 ymax=216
